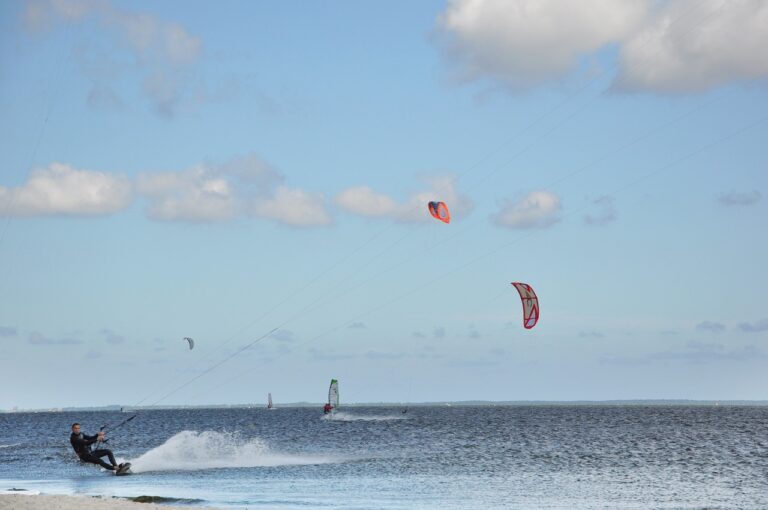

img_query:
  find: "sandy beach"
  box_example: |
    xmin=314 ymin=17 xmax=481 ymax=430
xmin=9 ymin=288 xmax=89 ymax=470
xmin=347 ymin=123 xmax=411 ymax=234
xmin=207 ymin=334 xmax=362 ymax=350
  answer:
xmin=0 ymin=494 xmax=219 ymax=510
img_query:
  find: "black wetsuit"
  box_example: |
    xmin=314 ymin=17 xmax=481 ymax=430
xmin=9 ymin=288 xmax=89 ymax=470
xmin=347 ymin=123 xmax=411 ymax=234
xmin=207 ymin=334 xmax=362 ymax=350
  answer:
xmin=70 ymin=432 xmax=116 ymax=470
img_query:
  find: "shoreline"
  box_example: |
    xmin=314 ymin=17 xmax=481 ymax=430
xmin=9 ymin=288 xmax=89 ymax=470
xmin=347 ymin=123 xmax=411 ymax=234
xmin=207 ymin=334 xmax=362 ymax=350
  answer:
xmin=0 ymin=493 xmax=220 ymax=510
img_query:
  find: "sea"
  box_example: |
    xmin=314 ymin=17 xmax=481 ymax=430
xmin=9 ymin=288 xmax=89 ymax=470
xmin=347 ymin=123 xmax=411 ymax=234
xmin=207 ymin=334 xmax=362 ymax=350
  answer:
xmin=1 ymin=405 xmax=767 ymax=509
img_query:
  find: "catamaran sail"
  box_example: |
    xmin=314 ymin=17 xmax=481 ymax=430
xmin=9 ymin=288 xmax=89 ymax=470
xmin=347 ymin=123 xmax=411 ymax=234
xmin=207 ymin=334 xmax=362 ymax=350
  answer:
xmin=267 ymin=393 xmax=274 ymax=410
xmin=325 ymin=379 xmax=339 ymax=414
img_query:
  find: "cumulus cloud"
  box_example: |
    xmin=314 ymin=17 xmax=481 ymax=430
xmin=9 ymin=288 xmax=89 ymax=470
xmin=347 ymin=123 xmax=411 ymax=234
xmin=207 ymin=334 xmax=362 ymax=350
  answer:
xmin=436 ymin=0 xmax=768 ymax=93
xmin=717 ymin=190 xmax=762 ymax=207
xmin=137 ymin=165 xmax=236 ymax=222
xmin=335 ymin=176 xmax=473 ymax=223
xmin=136 ymin=152 xmax=331 ymax=226
xmin=738 ymin=318 xmax=768 ymax=333
xmin=492 ymin=190 xmax=561 ymax=229
xmin=437 ymin=0 xmax=648 ymax=89
xmin=616 ymin=0 xmax=768 ymax=93
xmin=0 ymin=163 xmax=133 ymax=217
xmin=696 ymin=321 xmax=726 ymax=333
xmin=24 ymin=0 xmax=203 ymax=116
xmin=584 ymin=195 xmax=617 ymax=226
xmin=335 ymin=186 xmax=399 ymax=218
xmin=253 ymin=186 xmax=332 ymax=228
xmin=219 ymin=152 xmax=284 ymax=191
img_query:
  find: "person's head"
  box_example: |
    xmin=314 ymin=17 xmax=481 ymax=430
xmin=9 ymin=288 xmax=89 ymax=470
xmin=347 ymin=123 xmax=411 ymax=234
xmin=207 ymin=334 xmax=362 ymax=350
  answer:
xmin=71 ymin=423 xmax=81 ymax=434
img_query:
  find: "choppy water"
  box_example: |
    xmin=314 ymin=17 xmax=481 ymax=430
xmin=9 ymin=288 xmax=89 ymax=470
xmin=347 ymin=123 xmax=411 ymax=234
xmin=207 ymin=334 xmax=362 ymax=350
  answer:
xmin=1 ymin=405 xmax=767 ymax=509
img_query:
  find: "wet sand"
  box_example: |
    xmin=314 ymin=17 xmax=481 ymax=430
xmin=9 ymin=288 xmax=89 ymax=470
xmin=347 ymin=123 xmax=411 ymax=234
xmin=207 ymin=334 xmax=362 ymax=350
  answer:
xmin=0 ymin=493 xmax=219 ymax=510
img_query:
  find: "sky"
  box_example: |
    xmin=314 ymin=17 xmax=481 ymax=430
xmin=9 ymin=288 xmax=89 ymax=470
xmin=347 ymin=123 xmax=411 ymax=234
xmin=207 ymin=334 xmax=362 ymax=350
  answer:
xmin=1 ymin=0 xmax=766 ymax=409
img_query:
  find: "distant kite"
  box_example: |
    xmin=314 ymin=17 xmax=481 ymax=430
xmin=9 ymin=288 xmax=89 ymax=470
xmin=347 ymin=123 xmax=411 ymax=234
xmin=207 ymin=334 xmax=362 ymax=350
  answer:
xmin=511 ymin=282 xmax=539 ymax=329
xmin=183 ymin=337 xmax=195 ymax=350
xmin=428 ymin=201 xmax=450 ymax=224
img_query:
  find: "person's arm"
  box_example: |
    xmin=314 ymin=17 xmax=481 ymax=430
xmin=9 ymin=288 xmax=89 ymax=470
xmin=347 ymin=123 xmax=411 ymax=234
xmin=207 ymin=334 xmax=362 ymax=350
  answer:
xmin=80 ymin=433 xmax=99 ymax=446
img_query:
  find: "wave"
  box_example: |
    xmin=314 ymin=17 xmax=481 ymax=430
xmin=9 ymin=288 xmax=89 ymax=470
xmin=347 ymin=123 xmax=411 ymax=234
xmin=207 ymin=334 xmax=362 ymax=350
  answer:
xmin=129 ymin=431 xmax=336 ymax=473
xmin=323 ymin=411 xmax=408 ymax=422
xmin=0 ymin=443 xmax=21 ymax=449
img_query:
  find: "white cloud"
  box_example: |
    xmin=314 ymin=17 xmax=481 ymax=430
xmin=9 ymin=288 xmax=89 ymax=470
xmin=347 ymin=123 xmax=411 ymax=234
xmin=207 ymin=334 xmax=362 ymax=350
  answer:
xmin=137 ymin=166 xmax=236 ymax=222
xmin=437 ymin=0 xmax=648 ymax=89
xmin=492 ymin=190 xmax=561 ymax=229
xmin=335 ymin=176 xmax=473 ymax=223
xmin=436 ymin=0 xmax=768 ymax=93
xmin=335 ymin=186 xmax=400 ymax=218
xmin=253 ymin=186 xmax=332 ymax=228
xmin=616 ymin=0 xmax=768 ymax=93
xmin=0 ymin=163 xmax=133 ymax=217
xmin=117 ymin=152 xmax=332 ymax=226
xmin=24 ymin=0 xmax=203 ymax=116
xmin=219 ymin=153 xmax=283 ymax=190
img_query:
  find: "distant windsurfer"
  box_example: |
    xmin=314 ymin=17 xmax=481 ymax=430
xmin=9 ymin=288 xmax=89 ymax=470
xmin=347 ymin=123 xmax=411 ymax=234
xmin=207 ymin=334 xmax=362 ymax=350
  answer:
xmin=69 ymin=423 xmax=124 ymax=472
xmin=325 ymin=379 xmax=339 ymax=415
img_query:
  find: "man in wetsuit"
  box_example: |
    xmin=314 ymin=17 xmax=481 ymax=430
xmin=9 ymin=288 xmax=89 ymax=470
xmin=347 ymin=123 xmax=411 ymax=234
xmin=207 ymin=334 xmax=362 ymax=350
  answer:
xmin=69 ymin=423 xmax=121 ymax=472
xmin=323 ymin=403 xmax=333 ymax=414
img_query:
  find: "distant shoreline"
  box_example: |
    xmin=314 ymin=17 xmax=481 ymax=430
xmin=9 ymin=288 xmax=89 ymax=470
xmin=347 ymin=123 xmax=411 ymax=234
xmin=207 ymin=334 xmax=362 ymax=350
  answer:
xmin=3 ymin=399 xmax=767 ymax=413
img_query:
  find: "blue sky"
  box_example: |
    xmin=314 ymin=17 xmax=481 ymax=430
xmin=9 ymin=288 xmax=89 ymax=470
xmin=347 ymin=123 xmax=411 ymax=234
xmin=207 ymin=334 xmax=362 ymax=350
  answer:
xmin=1 ymin=0 xmax=766 ymax=409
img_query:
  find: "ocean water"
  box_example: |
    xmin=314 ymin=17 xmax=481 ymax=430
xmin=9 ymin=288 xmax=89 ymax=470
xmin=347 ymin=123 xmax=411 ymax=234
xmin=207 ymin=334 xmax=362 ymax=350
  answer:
xmin=1 ymin=405 xmax=767 ymax=509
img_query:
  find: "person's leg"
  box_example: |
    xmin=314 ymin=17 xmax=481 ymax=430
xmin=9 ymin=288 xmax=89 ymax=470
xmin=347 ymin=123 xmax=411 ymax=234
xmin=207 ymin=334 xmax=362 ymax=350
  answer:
xmin=80 ymin=452 xmax=114 ymax=470
xmin=91 ymin=449 xmax=117 ymax=467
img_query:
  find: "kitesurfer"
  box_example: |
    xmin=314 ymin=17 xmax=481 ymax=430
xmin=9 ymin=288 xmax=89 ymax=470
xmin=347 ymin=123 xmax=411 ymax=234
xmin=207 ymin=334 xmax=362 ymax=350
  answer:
xmin=323 ymin=403 xmax=333 ymax=414
xmin=69 ymin=423 xmax=122 ymax=472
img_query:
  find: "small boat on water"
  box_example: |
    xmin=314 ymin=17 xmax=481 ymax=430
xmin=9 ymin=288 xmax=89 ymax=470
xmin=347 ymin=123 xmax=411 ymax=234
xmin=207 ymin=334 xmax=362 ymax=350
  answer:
xmin=267 ymin=392 xmax=276 ymax=410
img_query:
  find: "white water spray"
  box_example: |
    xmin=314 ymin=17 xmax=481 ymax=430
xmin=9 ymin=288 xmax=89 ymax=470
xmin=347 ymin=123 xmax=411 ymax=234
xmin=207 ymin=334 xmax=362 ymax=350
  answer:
xmin=129 ymin=431 xmax=336 ymax=473
xmin=323 ymin=411 xmax=408 ymax=422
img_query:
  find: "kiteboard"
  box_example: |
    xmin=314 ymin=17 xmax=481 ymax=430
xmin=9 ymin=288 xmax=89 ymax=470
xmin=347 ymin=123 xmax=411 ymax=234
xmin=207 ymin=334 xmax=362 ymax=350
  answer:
xmin=115 ymin=462 xmax=132 ymax=476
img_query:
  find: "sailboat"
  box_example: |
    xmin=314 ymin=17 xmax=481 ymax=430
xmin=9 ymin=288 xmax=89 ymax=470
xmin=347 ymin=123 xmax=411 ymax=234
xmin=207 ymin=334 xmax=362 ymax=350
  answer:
xmin=324 ymin=379 xmax=339 ymax=415
xmin=267 ymin=393 xmax=275 ymax=410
